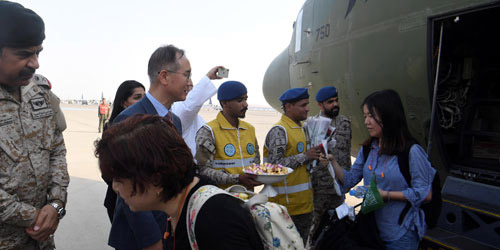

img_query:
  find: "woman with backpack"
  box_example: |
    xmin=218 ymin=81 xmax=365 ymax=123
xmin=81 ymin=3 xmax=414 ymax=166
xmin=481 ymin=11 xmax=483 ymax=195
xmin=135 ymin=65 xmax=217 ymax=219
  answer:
xmin=96 ymin=114 xmax=264 ymax=250
xmin=328 ymin=89 xmax=436 ymax=250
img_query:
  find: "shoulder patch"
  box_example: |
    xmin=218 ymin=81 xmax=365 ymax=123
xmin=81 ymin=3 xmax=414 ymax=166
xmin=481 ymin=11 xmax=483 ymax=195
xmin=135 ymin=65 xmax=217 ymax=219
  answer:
xmin=267 ymin=125 xmax=288 ymax=147
xmin=31 ymin=74 xmax=51 ymax=89
xmin=274 ymin=138 xmax=286 ymax=146
xmin=202 ymin=139 xmax=216 ymax=154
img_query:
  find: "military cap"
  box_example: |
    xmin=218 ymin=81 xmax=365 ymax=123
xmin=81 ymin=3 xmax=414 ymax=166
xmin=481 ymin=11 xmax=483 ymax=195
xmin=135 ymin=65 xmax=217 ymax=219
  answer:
xmin=279 ymin=88 xmax=309 ymax=103
xmin=217 ymin=81 xmax=247 ymax=101
xmin=315 ymin=86 xmax=338 ymax=102
xmin=0 ymin=1 xmax=45 ymax=48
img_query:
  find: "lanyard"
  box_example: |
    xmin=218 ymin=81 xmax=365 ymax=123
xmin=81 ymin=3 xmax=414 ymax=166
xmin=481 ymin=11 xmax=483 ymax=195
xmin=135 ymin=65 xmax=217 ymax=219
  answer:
xmin=367 ymin=148 xmax=389 ymax=178
xmin=164 ymin=186 xmax=191 ymax=250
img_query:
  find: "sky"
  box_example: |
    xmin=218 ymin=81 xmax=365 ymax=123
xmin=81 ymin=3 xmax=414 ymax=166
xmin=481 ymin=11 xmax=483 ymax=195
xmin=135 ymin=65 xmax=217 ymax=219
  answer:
xmin=15 ymin=0 xmax=306 ymax=107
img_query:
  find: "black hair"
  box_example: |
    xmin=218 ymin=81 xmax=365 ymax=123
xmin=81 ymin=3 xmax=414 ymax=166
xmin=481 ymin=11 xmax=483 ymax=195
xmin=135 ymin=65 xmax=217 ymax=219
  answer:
xmin=281 ymin=98 xmax=305 ymax=112
xmin=361 ymin=89 xmax=417 ymax=155
xmin=109 ymin=80 xmax=145 ymax=123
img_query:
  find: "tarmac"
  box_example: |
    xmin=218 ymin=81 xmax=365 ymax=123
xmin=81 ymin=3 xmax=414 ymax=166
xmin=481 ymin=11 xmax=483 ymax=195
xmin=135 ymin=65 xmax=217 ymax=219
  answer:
xmin=55 ymin=103 xmax=360 ymax=249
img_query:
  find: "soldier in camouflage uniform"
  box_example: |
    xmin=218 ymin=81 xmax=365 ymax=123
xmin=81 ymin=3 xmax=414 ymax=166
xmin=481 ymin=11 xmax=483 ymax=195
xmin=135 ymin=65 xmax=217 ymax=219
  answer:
xmin=0 ymin=2 xmax=69 ymax=249
xmin=307 ymin=86 xmax=352 ymax=248
xmin=195 ymin=81 xmax=261 ymax=188
xmin=264 ymin=88 xmax=322 ymax=244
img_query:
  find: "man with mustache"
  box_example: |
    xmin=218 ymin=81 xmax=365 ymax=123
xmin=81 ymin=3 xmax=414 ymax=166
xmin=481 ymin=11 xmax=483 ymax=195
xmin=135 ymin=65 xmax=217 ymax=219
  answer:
xmin=263 ymin=88 xmax=321 ymax=244
xmin=195 ymin=81 xmax=261 ymax=189
xmin=307 ymin=86 xmax=352 ymax=248
xmin=0 ymin=1 xmax=69 ymax=249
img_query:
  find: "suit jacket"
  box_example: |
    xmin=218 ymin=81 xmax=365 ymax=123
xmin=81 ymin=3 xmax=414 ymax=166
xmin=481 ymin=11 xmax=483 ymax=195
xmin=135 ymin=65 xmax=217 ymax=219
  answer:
xmin=107 ymin=96 xmax=182 ymax=250
xmin=114 ymin=96 xmax=182 ymax=134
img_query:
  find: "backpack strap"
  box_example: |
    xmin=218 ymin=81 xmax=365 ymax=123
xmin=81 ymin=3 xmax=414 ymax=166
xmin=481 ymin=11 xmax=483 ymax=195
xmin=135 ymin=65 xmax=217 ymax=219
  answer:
xmin=363 ymin=140 xmax=418 ymax=225
xmin=186 ymin=185 xmax=232 ymax=250
xmin=362 ymin=144 xmax=370 ymax=164
xmin=397 ymin=141 xmax=416 ymax=225
xmin=244 ymin=193 xmax=268 ymax=209
xmin=396 ymin=145 xmax=413 ymax=187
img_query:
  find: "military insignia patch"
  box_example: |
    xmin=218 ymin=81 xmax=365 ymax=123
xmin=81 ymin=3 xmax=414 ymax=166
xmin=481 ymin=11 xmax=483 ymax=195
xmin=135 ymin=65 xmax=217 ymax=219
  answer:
xmin=224 ymin=144 xmax=236 ymax=157
xmin=274 ymin=138 xmax=286 ymax=146
xmin=0 ymin=114 xmax=14 ymax=126
xmin=30 ymin=97 xmax=47 ymax=110
xmin=202 ymin=140 xmax=216 ymax=154
xmin=297 ymin=142 xmax=305 ymax=153
xmin=32 ymin=109 xmax=53 ymax=119
xmin=246 ymin=143 xmax=255 ymax=155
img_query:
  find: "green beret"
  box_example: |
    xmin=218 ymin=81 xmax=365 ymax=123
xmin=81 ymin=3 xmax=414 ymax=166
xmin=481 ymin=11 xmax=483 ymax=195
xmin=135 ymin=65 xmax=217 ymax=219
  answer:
xmin=0 ymin=1 xmax=45 ymax=48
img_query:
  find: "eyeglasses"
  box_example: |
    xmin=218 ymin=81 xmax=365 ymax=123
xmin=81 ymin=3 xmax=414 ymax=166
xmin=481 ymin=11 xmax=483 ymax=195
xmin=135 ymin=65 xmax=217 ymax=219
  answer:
xmin=160 ymin=69 xmax=192 ymax=82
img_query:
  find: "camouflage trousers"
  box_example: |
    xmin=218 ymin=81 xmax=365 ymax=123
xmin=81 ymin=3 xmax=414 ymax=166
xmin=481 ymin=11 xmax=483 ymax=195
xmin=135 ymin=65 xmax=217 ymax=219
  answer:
xmin=0 ymin=236 xmax=55 ymax=250
xmin=306 ymin=191 xmax=344 ymax=249
xmin=291 ymin=212 xmax=312 ymax=246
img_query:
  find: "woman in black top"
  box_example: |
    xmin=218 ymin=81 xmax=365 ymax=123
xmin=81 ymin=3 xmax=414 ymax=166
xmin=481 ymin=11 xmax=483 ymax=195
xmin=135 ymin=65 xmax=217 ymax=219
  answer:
xmin=102 ymin=80 xmax=145 ymax=222
xmin=105 ymin=80 xmax=145 ymax=129
xmin=96 ymin=114 xmax=264 ymax=250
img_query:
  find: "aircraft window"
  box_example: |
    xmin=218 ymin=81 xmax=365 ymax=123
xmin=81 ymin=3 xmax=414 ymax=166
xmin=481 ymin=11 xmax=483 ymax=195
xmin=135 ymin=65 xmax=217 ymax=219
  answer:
xmin=295 ymin=9 xmax=303 ymax=53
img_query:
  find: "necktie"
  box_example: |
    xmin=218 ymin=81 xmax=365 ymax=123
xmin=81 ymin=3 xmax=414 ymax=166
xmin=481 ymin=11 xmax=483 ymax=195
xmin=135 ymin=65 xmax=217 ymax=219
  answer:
xmin=165 ymin=111 xmax=173 ymax=123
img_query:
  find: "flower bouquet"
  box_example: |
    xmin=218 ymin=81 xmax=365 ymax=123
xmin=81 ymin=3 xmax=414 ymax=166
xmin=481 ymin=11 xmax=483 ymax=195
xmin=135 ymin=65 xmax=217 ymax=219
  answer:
xmin=305 ymin=116 xmax=342 ymax=196
xmin=318 ymin=139 xmax=342 ymax=196
xmin=305 ymin=116 xmax=334 ymax=169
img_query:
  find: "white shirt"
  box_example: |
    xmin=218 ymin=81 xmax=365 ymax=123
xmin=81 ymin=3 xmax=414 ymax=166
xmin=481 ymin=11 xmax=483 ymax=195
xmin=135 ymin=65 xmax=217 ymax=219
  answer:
xmin=172 ymin=76 xmax=217 ymax=157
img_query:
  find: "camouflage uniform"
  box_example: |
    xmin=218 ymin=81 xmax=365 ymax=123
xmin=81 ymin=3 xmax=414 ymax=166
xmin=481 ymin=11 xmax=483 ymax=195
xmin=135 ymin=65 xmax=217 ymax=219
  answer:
xmin=0 ymin=75 xmax=69 ymax=250
xmin=195 ymin=125 xmax=261 ymax=185
xmin=263 ymin=126 xmax=310 ymax=167
xmin=264 ymin=122 xmax=313 ymax=244
xmin=307 ymin=114 xmax=351 ymax=248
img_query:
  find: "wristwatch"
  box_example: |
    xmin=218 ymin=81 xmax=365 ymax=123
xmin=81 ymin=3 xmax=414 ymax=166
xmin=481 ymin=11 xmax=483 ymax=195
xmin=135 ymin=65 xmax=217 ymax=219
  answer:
xmin=49 ymin=202 xmax=66 ymax=220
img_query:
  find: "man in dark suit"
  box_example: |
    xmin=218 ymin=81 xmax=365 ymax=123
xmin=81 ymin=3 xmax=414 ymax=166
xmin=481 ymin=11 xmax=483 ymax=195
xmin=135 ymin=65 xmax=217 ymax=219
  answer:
xmin=108 ymin=44 xmax=190 ymax=250
xmin=113 ymin=89 xmax=182 ymax=134
xmin=113 ymin=45 xmax=187 ymax=133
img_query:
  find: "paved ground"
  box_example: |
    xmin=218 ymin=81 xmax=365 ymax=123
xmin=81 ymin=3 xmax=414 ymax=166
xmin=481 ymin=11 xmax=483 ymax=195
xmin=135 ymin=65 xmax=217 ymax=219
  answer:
xmin=55 ymin=177 xmax=112 ymax=249
xmin=55 ymin=104 xmax=361 ymax=249
xmin=56 ymin=105 xmax=112 ymax=249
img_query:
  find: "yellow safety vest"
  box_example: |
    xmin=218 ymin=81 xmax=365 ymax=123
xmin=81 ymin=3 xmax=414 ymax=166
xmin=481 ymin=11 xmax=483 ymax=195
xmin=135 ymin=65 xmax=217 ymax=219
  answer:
xmin=206 ymin=112 xmax=257 ymax=189
xmin=264 ymin=114 xmax=313 ymax=216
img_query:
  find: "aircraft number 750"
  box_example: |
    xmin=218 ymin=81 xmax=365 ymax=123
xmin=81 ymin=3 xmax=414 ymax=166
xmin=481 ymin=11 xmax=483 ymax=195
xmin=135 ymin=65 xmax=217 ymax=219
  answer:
xmin=316 ymin=24 xmax=330 ymax=41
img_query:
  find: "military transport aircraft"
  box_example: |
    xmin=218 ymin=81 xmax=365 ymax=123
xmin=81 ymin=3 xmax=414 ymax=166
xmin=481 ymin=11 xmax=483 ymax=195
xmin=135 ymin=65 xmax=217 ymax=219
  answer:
xmin=263 ymin=0 xmax=500 ymax=249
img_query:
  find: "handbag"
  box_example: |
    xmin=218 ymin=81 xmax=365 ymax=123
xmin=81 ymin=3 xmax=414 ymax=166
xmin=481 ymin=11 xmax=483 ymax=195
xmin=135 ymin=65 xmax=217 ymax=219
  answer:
xmin=186 ymin=185 xmax=305 ymax=250
xmin=314 ymin=202 xmax=386 ymax=250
